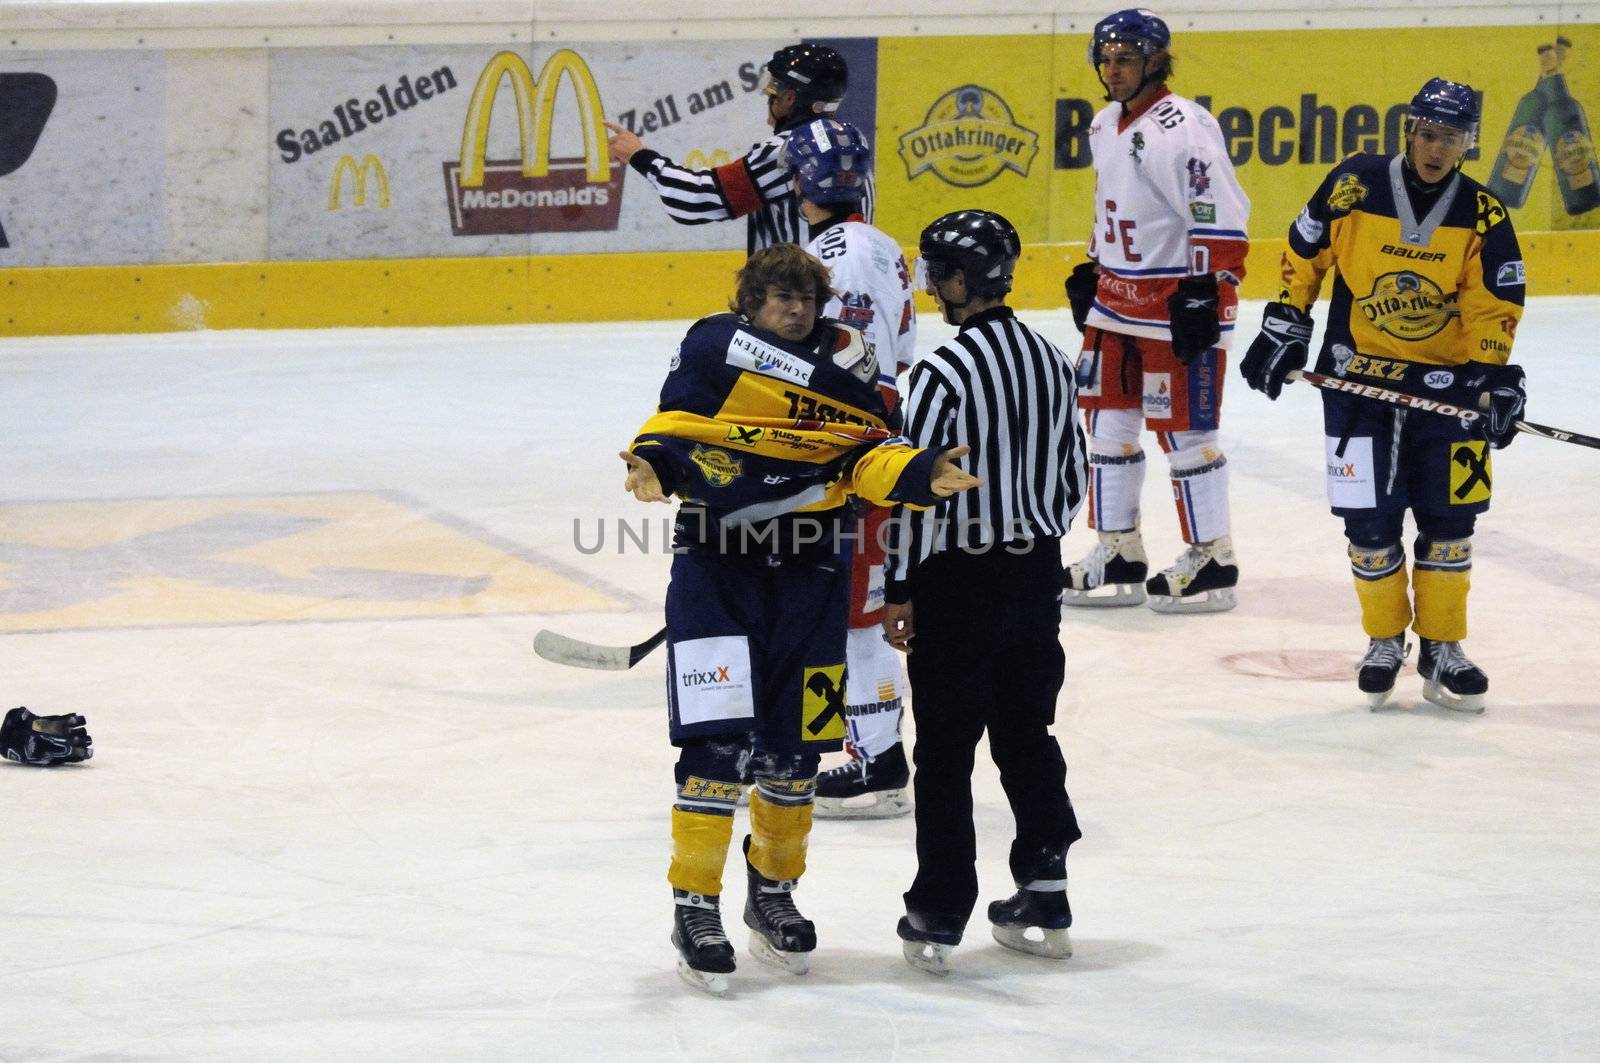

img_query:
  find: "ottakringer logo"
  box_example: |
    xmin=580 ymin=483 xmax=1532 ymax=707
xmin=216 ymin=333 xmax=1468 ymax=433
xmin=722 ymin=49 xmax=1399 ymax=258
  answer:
xmin=898 ymin=85 xmax=1039 ymax=188
xmin=1357 ymin=271 xmax=1457 ymax=341
xmin=444 ymin=49 xmax=626 ymax=236
xmin=0 ymin=72 xmax=57 ymax=249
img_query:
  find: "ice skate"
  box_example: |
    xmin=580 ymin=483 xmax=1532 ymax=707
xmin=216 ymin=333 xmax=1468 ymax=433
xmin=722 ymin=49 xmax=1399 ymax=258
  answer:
xmin=1146 ymin=536 xmax=1238 ymax=613
xmin=1357 ymin=635 xmax=1411 ymax=710
xmin=1061 ymin=527 xmax=1148 ymax=607
xmin=987 ymin=886 xmax=1073 ymax=959
xmin=1418 ymin=638 xmax=1488 ymax=714
xmin=814 ymin=743 xmax=911 ymax=819
xmin=671 ymin=889 xmax=736 ymax=994
xmin=742 ymin=837 xmax=815 ymax=974
xmin=897 ymin=912 xmax=963 ymax=976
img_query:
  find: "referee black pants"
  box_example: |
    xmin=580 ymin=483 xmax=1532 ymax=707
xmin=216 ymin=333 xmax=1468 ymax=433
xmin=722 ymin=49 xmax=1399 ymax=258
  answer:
xmin=902 ymin=537 xmax=1082 ymax=931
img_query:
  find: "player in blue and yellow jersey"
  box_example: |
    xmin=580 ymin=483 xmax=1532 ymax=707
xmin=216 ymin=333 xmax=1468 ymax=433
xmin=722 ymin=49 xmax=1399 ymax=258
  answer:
xmin=1241 ymin=77 xmax=1529 ymax=715
xmin=621 ymin=243 xmax=978 ymax=993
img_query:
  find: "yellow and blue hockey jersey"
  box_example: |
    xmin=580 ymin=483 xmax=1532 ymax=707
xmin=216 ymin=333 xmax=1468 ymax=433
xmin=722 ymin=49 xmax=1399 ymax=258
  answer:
xmin=1281 ymin=152 xmax=1524 ymax=372
xmin=630 ymin=313 xmax=941 ymax=533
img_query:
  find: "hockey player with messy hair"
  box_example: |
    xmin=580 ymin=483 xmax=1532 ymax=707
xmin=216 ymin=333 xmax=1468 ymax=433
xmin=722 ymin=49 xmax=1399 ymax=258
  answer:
xmin=620 ymin=243 xmax=977 ymax=994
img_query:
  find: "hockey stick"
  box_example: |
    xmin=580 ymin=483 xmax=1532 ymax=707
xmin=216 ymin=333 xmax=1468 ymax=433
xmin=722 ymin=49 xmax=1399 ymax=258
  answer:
xmin=533 ymin=625 xmax=667 ymax=670
xmin=1288 ymin=369 xmax=1600 ymax=451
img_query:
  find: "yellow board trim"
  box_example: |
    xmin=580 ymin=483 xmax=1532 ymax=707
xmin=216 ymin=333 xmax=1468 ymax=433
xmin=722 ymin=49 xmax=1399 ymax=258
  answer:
xmin=4 ymin=231 xmax=1597 ymax=337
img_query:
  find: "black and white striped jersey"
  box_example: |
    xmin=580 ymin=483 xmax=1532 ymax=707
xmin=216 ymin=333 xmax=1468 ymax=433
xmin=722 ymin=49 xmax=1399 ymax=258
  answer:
xmin=885 ymin=305 xmax=1087 ymax=594
xmin=628 ymin=132 xmax=875 ymax=256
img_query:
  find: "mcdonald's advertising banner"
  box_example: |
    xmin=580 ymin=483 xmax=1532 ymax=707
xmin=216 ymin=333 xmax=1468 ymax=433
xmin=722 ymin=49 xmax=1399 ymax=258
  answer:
xmin=0 ymin=50 xmax=165 ymax=267
xmin=267 ymin=40 xmax=864 ymax=259
xmin=1040 ymin=23 xmax=1600 ymax=247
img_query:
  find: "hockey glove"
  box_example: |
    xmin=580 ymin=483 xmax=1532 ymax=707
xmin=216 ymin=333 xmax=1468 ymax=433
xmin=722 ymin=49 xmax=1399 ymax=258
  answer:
xmin=1241 ymin=301 xmax=1313 ymax=399
xmin=1475 ymin=362 xmax=1527 ymax=449
xmin=1166 ymin=275 xmax=1222 ymax=365
xmin=2 ymin=706 xmax=93 ymax=766
xmin=1064 ymin=261 xmax=1098 ymax=333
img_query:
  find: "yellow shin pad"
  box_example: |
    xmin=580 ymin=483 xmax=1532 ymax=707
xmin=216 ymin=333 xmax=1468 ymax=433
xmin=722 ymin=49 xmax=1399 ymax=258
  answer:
xmin=747 ymin=790 xmax=813 ymax=882
xmin=1413 ymin=566 xmax=1470 ymax=642
xmin=668 ymin=807 xmax=734 ymax=896
xmin=1353 ymin=568 xmax=1412 ymax=639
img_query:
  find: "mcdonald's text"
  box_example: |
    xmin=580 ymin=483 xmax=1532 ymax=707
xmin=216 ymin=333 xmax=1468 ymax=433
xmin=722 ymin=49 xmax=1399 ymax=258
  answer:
xmin=277 ymin=67 xmax=458 ymax=163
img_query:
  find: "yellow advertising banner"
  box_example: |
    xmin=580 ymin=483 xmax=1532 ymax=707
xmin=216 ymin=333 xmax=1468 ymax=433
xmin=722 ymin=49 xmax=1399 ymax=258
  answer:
xmin=873 ymin=34 xmax=1057 ymax=244
xmin=1045 ymin=23 xmax=1600 ymax=247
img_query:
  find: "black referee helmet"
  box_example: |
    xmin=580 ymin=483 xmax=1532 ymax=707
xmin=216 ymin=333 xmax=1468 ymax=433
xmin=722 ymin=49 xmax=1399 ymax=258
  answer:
xmin=918 ymin=210 xmax=1022 ymax=298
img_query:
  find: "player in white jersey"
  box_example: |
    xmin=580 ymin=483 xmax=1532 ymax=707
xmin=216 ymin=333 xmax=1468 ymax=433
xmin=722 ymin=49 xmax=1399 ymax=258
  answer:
xmin=1062 ymin=9 xmax=1251 ymax=613
xmin=788 ymin=118 xmax=917 ymax=818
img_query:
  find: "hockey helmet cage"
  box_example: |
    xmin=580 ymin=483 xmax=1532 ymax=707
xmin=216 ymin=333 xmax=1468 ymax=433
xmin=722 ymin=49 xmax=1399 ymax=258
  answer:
xmin=1089 ymin=8 xmax=1171 ymax=67
xmin=786 ymin=119 xmax=871 ymax=205
xmin=917 ymin=209 xmax=1022 ymax=298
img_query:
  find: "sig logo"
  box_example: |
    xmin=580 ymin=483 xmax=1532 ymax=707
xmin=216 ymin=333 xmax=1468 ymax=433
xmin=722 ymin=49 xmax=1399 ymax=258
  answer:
xmin=328 ymin=154 xmax=390 ymax=210
xmin=1422 ymin=369 xmax=1456 ymax=390
xmin=0 ymin=73 xmax=57 ymax=249
xmin=444 ymin=49 xmax=626 ymax=236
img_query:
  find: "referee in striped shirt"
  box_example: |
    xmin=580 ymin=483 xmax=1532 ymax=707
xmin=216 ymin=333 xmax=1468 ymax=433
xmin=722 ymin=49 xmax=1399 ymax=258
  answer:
xmin=604 ymin=43 xmax=874 ymax=255
xmin=885 ymin=209 xmax=1090 ymax=971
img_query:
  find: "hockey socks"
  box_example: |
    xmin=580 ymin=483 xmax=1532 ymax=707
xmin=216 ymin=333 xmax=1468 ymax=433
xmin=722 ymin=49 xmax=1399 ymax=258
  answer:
xmin=1349 ymin=541 xmax=1412 ymax=638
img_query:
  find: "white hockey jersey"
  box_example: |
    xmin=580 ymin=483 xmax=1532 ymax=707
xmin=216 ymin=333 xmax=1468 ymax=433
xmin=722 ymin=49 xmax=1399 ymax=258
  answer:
xmin=805 ymin=217 xmax=917 ymax=404
xmin=1085 ymin=88 xmax=1250 ymax=347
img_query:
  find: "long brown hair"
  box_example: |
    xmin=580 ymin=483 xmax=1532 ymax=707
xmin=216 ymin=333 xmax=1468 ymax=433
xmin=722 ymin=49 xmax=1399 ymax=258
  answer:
xmin=731 ymin=244 xmax=834 ymax=318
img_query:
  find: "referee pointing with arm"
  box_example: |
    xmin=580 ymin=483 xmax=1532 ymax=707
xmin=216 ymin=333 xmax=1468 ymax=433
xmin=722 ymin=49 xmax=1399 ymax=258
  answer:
xmin=885 ymin=209 xmax=1089 ymax=975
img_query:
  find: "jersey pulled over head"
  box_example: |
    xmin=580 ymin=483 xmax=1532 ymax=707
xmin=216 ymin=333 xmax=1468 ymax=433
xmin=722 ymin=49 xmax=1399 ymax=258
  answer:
xmin=760 ymin=44 xmax=848 ymax=120
xmin=1089 ymin=8 xmax=1172 ymax=102
xmin=1404 ymin=77 xmax=1479 ymax=181
xmin=785 ymin=118 xmax=871 ymax=206
xmin=916 ymin=209 xmax=1021 ymax=302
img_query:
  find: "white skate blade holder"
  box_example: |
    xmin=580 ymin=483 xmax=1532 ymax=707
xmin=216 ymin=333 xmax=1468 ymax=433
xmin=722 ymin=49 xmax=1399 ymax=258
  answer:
xmin=992 ymin=923 xmax=1073 ymax=959
xmin=1060 ymin=582 xmax=1146 ymax=608
xmin=902 ymin=939 xmax=955 ymax=976
xmin=814 ymin=787 xmax=911 ymax=820
xmin=748 ymin=929 xmax=811 ymax=975
xmin=1423 ymin=680 xmax=1486 ymax=715
xmin=1147 ymin=586 xmax=1236 ymax=614
xmin=676 ymin=959 xmax=730 ymax=995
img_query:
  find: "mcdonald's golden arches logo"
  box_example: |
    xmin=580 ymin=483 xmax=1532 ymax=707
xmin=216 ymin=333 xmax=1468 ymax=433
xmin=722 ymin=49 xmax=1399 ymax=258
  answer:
xmin=443 ymin=49 xmax=626 ymax=236
xmin=329 ymin=154 xmax=390 ymax=210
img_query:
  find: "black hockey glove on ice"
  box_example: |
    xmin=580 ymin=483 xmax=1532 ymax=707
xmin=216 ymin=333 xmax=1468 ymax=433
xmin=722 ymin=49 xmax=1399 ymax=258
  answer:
xmin=2 ymin=706 xmax=93 ymax=766
xmin=1241 ymin=301 xmax=1313 ymax=399
xmin=1064 ymin=261 xmax=1098 ymax=333
xmin=1166 ymin=274 xmax=1222 ymax=365
xmin=1473 ymin=362 xmax=1527 ymax=449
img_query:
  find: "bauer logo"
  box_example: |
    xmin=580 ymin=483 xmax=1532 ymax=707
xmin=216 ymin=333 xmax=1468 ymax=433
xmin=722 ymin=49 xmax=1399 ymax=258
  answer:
xmin=329 ymin=154 xmax=390 ymax=210
xmin=899 ymin=85 xmax=1040 ymax=188
xmin=0 ymin=72 xmax=57 ymax=249
xmin=443 ymin=50 xmax=625 ymax=237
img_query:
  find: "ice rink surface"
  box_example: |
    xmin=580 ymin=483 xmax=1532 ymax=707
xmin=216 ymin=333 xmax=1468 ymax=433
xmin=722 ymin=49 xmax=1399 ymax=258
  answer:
xmin=3 ymin=299 xmax=1598 ymax=1061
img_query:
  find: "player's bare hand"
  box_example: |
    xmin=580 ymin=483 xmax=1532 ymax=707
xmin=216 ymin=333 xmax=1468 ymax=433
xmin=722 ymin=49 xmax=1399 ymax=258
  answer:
xmin=620 ymin=451 xmax=669 ymax=503
xmin=604 ymin=121 xmax=643 ymax=164
xmin=882 ymin=601 xmax=914 ymax=654
xmin=930 ymin=445 xmax=981 ymax=497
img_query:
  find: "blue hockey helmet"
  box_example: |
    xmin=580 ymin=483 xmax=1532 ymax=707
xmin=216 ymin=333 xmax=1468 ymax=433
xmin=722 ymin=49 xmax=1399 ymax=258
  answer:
xmin=1089 ymin=8 xmax=1172 ymax=67
xmin=785 ymin=118 xmax=871 ymax=205
xmin=1407 ymin=77 xmax=1480 ymax=146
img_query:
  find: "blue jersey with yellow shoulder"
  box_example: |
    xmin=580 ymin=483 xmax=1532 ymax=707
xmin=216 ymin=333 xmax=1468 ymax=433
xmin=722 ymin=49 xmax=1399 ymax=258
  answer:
xmin=630 ymin=312 xmax=939 ymax=525
xmin=1280 ymin=152 xmax=1524 ymax=371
